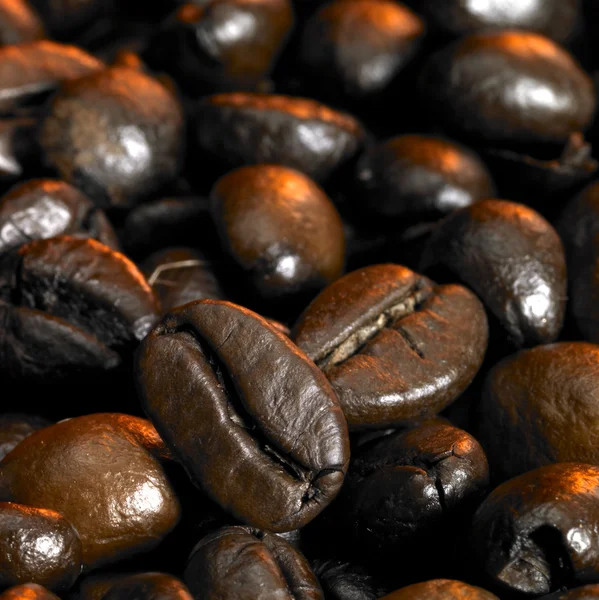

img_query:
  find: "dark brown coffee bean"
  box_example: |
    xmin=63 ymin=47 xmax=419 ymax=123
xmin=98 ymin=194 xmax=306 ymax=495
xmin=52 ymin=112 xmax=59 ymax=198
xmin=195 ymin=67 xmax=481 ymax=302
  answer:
xmin=39 ymin=67 xmax=185 ymax=210
xmin=0 ymin=502 xmax=82 ymax=591
xmin=355 ymin=135 xmax=495 ymax=220
xmin=0 ymin=414 xmax=50 ymax=462
xmin=540 ymin=585 xmax=599 ymax=599
xmin=0 ymin=41 xmax=103 ymax=115
xmin=380 ymin=580 xmax=499 ymax=599
xmin=312 ymin=560 xmax=388 ymax=600
xmin=410 ymin=0 xmax=579 ymax=42
xmin=421 ymin=199 xmax=567 ymax=347
xmin=343 ymin=421 xmax=488 ymax=563
xmin=210 ymin=165 xmax=345 ymax=300
xmin=0 ymin=179 xmax=119 ymax=253
xmin=142 ymin=247 xmax=224 ymax=313
xmin=470 ymin=463 xmax=599 ymax=596
xmin=0 ymin=584 xmax=60 ymax=600
xmin=0 ymin=235 xmax=160 ymax=381
xmin=0 ymin=413 xmax=181 ymax=570
xmin=298 ymin=0 xmax=424 ymax=99
xmin=146 ymin=0 xmax=293 ymax=94
xmin=0 ymin=0 xmax=45 ymax=45
xmin=419 ymin=31 xmax=595 ymax=146
xmin=184 ymin=526 xmax=323 ymax=599
xmin=195 ymin=93 xmax=364 ymax=182
xmin=101 ymin=573 xmax=192 ymax=600
xmin=292 ymin=264 xmax=488 ymax=429
xmin=137 ymin=300 xmax=350 ymax=532
xmin=478 ymin=342 xmax=599 ymax=481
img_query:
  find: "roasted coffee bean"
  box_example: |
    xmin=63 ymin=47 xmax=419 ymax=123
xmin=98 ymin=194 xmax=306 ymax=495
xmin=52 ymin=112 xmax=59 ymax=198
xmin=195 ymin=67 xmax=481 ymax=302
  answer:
xmin=0 ymin=41 xmax=103 ymax=115
xmin=0 ymin=414 xmax=50 ymax=462
xmin=146 ymin=0 xmax=293 ymax=94
xmin=409 ymin=0 xmax=579 ymax=42
xmin=355 ymin=135 xmax=495 ymax=220
xmin=421 ymin=199 xmax=567 ymax=347
xmin=342 ymin=421 xmax=488 ymax=563
xmin=0 ymin=584 xmax=60 ymax=600
xmin=312 ymin=560 xmax=388 ymax=600
xmin=184 ymin=526 xmax=323 ymax=599
xmin=137 ymin=300 xmax=350 ymax=532
xmin=210 ymin=165 xmax=345 ymax=300
xmin=540 ymin=585 xmax=599 ymax=599
xmin=292 ymin=264 xmax=488 ymax=429
xmin=298 ymin=0 xmax=424 ymax=99
xmin=470 ymin=463 xmax=599 ymax=596
xmin=39 ymin=67 xmax=185 ymax=210
xmin=419 ymin=31 xmax=595 ymax=147
xmin=0 ymin=236 xmax=159 ymax=381
xmin=380 ymin=580 xmax=499 ymax=599
xmin=101 ymin=573 xmax=192 ymax=600
xmin=0 ymin=0 xmax=45 ymax=45
xmin=195 ymin=93 xmax=364 ymax=182
xmin=0 ymin=413 xmax=180 ymax=570
xmin=0 ymin=502 xmax=82 ymax=591
xmin=142 ymin=247 xmax=224 ymax=313
xmin=478 ymin=342 xmax=599 ymax=481
xmin=0 ymin=179 xmax=119 ymax=253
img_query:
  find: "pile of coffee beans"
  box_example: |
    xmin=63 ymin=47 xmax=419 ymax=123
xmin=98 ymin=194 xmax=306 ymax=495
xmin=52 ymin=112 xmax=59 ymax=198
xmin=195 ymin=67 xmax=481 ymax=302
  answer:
xmin=2 ymin=0 xmax=599 ymax=598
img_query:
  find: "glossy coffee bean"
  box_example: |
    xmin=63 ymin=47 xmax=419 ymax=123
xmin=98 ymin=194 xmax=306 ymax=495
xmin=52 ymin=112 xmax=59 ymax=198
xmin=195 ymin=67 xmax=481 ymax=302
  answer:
xmin=298 ymin=0 xmax=424 ymax=99
xmin=147 ymin=0 xmax=293 ymax=94
xmin=0 ymin=179 xmax=119 ymax=254
xmin=142 ymin=247 xmax=224 ymax=313
xmin=0 ymin=584 xmax=60 ymax=600
xmin=0 ymin=414 xmax=50 ymax=462
xmin=39 ymin=67 xmax=185 ymax=210
xmin=184 ymin=526 xmax=323 ymax=599
xmin=210 ymin=165 xmax=345 ymax=300
xmin=0 ymin=0 xmax=45 ymax=45
xmin=0 ymin=502 xmax=82 ymax=591
xmin=137 ymin=300 xmax=350 ymax=532
xmin=409 ymin=0 xmax=579 ymax=42
xmin=478 ymin=342 xmax=599 ymax=481
xmin=381 ymin=580 xmax=499 ymax=599
xmin=0 ymin=236 xmax=159 ymax=381
xmin=421 ymin=199 xmax=567 ymax=347
xmin=419 ymin=31 xmax=595 ymax=146
xmin=343 ymin=421 xmax=488 ymax=561
xmin=292 ymin=264 xmax=488 ymax=429
xmin=312 ymin=560 xmax=387 ymax=600
xmin=0 ymin=41 xmax=103 ymax=115
xmin=470 ymin=463 xmax=599 ymax=596
xmin=540 ymin=585 xmax=599 ymax=599
xmin=355 ymin=135 xmax=495 ymax=220
xmin=0 ymin=413 xmax=180 ymax=570
xmin=195 ymin=93 xmax=364 ymax=182
xmin=101 ymin=573 xmax=192 ymax=600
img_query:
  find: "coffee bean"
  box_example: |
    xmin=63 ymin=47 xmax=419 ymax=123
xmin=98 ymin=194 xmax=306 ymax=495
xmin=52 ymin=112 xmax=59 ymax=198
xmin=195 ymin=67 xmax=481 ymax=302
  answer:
xmin=0 ymin=0 xmax=45 ymax=45
xmin=184 ymin=526 xmax=323 ymax=599
xmin=210 ymin=164 xmax=345 ymax=300
xmin=0 ymin=584 xmax=60 ymax=600
xmin=39 ymin=67 xmax=185 ymax=210
xmin=101 ymin=573 xmax=193 ymax=600
xmin=0 ymin=413 xmax=180 ymax=570
xmin=312 ymin=560 xmax=388 ymax=600
xmin=0 ymin=502 xmax=82 ymax=591
xmin=0 ymin=179 xmax=119 ymax=253
xmin=540 ymin=585 xmax=599 ymax=599
xmin=419 ymin=31 xmax=595 ymax=146
xmin=380 ymin=579 xmax=499 ymax=599
xmin=478 ymin=342 xmax=599 ymax=481
xmin=137 ymin=300 xmax=350 ymax=532
xmin=421 ymin=199 xmax=567 ymax=347
xmin=292 ymin=264 xmax=488 ymax=429
xmin=195 ymin=93 xmax=364 ymax=182
xmin=470 ymin=463 xmax=599 ymax=596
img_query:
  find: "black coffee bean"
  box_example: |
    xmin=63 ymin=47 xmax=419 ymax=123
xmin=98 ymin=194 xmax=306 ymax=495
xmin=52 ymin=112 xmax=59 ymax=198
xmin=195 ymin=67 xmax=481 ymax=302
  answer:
xmin=184 ymin=526 xmax=323 ymax=599
xmin=0 ymin=179 xmax=119 ymax=253
xmin=292 ymin=264 xmax=488 ymax=429
xmin=195 ymin=92 xmax=364 ymax=182
xmin=421 ymin=199 xmax=567 ymax=347
xmin=136 ymin=300 xmax=350 ymax=532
